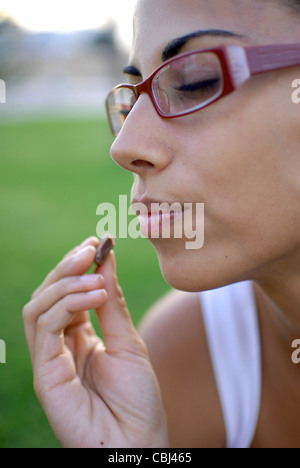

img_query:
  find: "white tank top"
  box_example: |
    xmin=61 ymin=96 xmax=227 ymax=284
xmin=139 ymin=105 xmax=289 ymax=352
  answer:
xmin=200 ymin=281 xmax=262 ymax=448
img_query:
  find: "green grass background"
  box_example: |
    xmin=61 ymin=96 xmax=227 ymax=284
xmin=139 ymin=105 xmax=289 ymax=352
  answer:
xmin=0 ymin=116 xmax=170 ymax=448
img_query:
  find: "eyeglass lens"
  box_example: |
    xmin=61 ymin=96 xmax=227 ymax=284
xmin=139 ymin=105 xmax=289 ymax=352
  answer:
xmin=107 ymin=51 xmax=223 ymax=136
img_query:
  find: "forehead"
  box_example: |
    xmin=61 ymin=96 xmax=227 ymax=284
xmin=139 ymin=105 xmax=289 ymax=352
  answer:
xmin=131 ymin=0 xmax=297 ymax=72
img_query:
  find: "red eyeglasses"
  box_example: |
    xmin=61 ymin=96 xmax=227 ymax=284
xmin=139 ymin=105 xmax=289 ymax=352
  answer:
xmin=106 ymin=43 xmax=300 ymax=136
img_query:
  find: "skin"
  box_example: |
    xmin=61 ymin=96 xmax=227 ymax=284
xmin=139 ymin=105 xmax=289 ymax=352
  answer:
xmin=112 ymin=0 xmax=300 ymax=447
xmin=23 ymin=237 xmax=169 ymax=448
xmin=23 ymin=0 xmax=300 ymax=448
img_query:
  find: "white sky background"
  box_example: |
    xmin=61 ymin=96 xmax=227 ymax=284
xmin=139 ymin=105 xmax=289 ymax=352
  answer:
xmin=0 ymin=0 xmax=137 ymax=49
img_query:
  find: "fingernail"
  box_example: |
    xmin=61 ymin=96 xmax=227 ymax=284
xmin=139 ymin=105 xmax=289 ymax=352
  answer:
xmin=87 ymin=289 xmax=107 ymax=299
xmin=73 ymin=245 xmax=93 ymax=260
xmin=80 ymin=274 xmax=103 ymax=283
xmin=80 ymin=237 xmax=98 ymax=248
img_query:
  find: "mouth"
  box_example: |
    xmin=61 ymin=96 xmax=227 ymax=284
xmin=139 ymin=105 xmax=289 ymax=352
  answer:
xmin=131 ymin=196 xmax=185 ymax=238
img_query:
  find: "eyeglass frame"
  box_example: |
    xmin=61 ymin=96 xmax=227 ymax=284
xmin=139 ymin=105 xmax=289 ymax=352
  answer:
xmin=106 ymin=43 xmax=300 ymax=136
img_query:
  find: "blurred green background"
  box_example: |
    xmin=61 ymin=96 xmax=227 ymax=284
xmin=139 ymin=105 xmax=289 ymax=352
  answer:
xmin=0 ymin=116 xmax=170 ymax=448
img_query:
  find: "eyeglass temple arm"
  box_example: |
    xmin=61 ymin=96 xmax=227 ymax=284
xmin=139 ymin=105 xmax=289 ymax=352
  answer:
xmin=245 ymin=43 xmax=300 ymax=75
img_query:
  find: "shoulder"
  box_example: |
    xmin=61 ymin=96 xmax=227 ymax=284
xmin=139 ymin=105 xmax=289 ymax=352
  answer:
xmin=139 ymin=289 xmax=225 ymax=448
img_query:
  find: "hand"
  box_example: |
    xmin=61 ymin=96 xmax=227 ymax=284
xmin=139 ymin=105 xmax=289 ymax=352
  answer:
xmin=23 ymin=237 xmax=169 ymax=448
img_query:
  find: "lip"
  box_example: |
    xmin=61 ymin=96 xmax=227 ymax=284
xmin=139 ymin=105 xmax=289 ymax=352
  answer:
xmin=131 ymin=196 xmax=185 ymax=238
xmin=131 ymin=197 xmax=184 ymax=215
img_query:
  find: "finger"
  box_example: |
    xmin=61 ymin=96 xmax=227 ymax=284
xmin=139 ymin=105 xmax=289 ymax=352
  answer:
xmin=28 ymin=274 xmax=104 ymax=322
xmin=94 ymin=252 xmax=147 ymax=356
xmin=32 ymin=245 xmax=97 ymax=300
xmin=62 ymin=236 xmax=99 ymax=262
xmin=23 ymin=274 xmax=104 ymax=357
xmin=34 ymin=289 xmax=107 ymax=368
xmin=31 ymin=237 xmax=99 ymax=301
xmin=64 ymin=316 xmax=104 ymax=378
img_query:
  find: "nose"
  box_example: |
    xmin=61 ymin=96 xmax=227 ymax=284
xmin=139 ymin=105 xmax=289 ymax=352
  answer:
xmin=110 ymin=94 xmax=172 ymax=176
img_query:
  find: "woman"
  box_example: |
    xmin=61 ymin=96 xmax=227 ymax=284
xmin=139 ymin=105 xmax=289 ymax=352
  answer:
xmin=23 ymin=0 xmax=300 ymax=448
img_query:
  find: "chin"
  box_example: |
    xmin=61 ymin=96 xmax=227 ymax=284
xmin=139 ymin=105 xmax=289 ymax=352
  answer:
xmin=153 ymin=239 xmax=253 ymax=293
xmin=159 ymin=263 xmax=231 ymax=292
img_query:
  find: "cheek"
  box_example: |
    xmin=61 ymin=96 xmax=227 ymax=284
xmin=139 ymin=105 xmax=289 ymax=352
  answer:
xmin=173 ymin=81 xmax=300 ymax=267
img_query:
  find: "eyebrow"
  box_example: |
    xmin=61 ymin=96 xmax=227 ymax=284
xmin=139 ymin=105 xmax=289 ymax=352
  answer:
xmin=162 ymin=29 xmax=244 ymax=62
xmin=123 ymin=28 xmax=245 ymax=77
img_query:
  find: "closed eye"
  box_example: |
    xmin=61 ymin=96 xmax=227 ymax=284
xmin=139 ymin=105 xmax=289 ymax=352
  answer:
xmin=175 ymin=77 xmax=221 ymax=93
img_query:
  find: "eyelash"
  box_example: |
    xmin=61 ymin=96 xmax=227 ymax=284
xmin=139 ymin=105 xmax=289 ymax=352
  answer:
xmin=174 ymin=78 xmax=220 ymax=95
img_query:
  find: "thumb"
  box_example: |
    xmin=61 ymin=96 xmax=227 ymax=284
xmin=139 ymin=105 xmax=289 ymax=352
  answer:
xmin=94 ymin=251 xmax=145 ymax=355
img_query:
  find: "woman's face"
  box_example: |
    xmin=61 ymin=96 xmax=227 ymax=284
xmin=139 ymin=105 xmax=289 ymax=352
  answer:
xmin=111 ymin=0 xmax=300 ymax=292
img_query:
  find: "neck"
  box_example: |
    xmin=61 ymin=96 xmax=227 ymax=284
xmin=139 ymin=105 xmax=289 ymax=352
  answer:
xmin=253 ymin=250 xmax=300 ymax=344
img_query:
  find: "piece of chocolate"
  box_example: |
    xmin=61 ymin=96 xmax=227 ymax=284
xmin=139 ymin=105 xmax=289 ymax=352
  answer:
xmin=95 ymin=235 xmax=115 ymax=266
